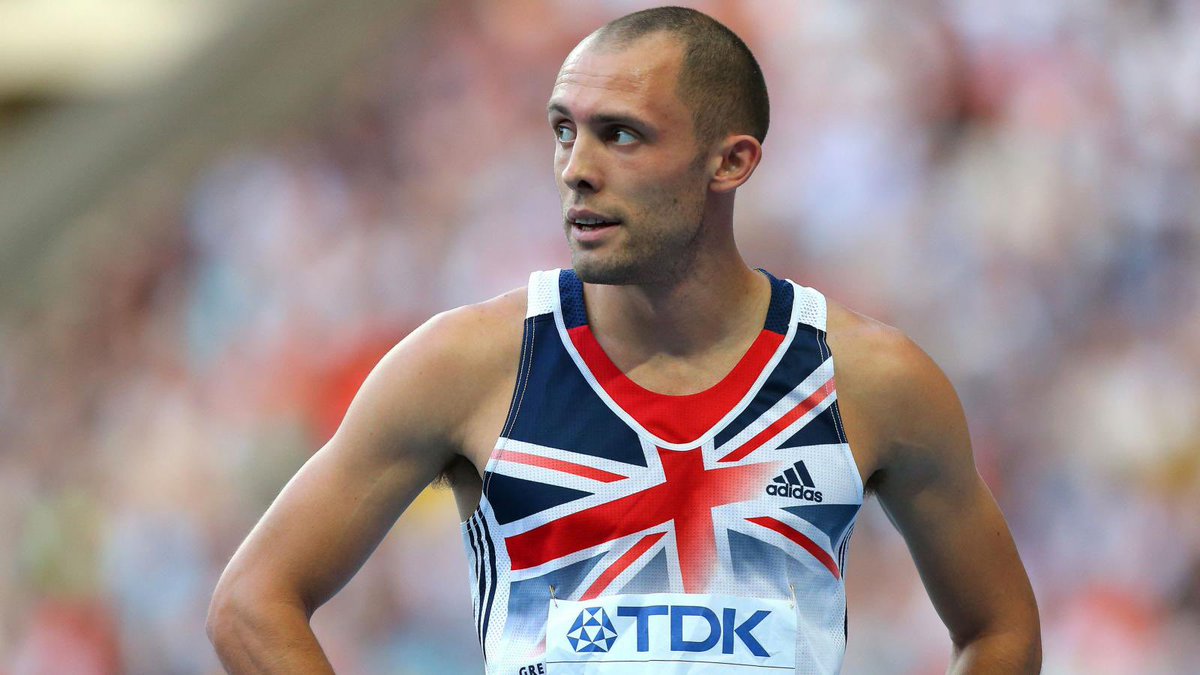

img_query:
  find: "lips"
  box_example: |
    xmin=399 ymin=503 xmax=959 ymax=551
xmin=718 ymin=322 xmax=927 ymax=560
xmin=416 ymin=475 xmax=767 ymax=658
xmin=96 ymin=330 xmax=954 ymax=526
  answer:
xmin=566 ymin=209 xmax=621 ymax=244
xmin=567 ymin=207 xmax=622 ymax=228
xmin=572 ymin=221 xmax=617 ymax=231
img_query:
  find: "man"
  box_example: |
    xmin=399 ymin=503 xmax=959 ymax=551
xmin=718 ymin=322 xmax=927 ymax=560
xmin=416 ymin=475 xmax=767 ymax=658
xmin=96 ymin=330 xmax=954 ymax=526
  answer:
xmin=208 ymin=7 xmax=1040 ymax=674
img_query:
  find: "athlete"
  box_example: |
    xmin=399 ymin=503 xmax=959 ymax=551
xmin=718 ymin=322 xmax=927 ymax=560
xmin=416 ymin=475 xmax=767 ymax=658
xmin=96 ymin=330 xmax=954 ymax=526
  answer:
xmin=208 ymin=7 xmax=1040 ymax=674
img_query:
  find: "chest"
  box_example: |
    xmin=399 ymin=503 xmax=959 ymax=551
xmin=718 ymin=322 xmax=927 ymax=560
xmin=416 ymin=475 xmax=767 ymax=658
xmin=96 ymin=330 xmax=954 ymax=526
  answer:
xmin=455 ymin=318 xmax=877 ymax=530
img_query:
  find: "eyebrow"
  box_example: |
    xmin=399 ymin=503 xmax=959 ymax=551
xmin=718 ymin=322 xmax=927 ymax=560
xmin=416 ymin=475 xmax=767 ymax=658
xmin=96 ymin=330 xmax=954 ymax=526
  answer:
xmin=546 ymin=102 xmax=648 ymax=131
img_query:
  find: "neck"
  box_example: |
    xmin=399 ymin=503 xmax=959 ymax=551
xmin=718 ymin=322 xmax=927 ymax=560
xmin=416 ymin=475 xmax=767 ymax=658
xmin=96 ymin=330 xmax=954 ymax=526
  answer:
xmin=583 ymin=235 xmax=770 ymax=363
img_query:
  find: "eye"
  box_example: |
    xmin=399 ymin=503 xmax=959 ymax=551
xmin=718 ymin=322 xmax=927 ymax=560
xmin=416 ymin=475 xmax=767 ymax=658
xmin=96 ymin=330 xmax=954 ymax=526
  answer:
xmin=612 ymin=128 xmax=637 ymax=145
xmin=554 ymin=124 xmax=576 ymax=143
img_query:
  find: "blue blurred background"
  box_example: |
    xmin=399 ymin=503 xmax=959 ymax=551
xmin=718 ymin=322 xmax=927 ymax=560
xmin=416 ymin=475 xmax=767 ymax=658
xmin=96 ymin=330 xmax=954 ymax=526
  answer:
xmin=1 ymin=1 xmax=1198 ymax=673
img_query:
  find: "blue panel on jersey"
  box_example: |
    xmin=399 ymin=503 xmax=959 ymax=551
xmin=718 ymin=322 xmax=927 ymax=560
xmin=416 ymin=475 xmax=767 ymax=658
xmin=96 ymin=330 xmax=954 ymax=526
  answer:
xmin=781 ymin=503 xmax=860 ymax=548
xmin=500 ymin=316 xmax=537 ymax=440
xmin=728 ymin=530 xmax=790 ymax=594
xmin=731 ymin=528 xmax=845 ymax=587
xmin=617 ymin=549 xmax=669 ymax=595
xmin=714 ymin=325 xmax=829 ymax=448
xmin=776 ymin=405 xmax=842 ymax=448
xmin=506 ymin=315 xmax=648 ymax=467
xmin=760 ymin=270 xmax=794 ymax=335
xmin=485 ymin=473 xmax=592 ymax=526
xmin=505 ymin=552 xmax=605 ymax=639
xmin=558 ymin=269 xmax=588 ymax=329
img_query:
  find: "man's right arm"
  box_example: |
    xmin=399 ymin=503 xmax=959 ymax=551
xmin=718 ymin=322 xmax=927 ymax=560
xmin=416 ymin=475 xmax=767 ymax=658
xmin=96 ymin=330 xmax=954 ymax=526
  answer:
xmin=205 ymin=296 xmax=519 ymax=673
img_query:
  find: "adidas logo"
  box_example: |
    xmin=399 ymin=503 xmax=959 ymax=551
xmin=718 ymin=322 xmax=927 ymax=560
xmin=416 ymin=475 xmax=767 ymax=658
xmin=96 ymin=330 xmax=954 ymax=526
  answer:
xmin=765 ymin=460 xmax=823 ymax=502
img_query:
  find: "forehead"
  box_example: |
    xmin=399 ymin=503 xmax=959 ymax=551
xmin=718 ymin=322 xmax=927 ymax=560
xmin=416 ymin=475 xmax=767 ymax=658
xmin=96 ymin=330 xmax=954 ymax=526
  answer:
xmin=549 ymin=34 xmax=689 ymax=125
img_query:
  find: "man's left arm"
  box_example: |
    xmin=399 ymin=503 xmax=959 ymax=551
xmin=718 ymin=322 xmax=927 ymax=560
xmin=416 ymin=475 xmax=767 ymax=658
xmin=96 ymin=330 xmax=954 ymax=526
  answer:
xmin=867 ymin=334 xmax=1041 ymax=674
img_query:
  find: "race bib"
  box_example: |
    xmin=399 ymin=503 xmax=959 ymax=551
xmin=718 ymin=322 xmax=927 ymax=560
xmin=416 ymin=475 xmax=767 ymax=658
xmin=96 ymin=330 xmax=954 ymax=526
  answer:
xmin=544 ymin=592 xmax=796 ymax=673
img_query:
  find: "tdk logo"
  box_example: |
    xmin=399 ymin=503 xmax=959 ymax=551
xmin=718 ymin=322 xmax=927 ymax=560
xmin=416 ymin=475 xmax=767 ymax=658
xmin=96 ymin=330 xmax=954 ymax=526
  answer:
xmin=548 ymin=595 xmax=793 ymax=666
xmin=567 ymin=607 xmax=618 ymax=653
xmin=612 ymin=605 xmax=771 ymax=657
xmin=765 ymin=460 xmax=823 ymax=502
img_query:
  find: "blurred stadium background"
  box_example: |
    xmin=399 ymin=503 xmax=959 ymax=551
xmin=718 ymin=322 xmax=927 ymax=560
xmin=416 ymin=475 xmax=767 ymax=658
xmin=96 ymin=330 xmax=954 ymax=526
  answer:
xmin=1 ymin=0 xmax=1198 ymax=673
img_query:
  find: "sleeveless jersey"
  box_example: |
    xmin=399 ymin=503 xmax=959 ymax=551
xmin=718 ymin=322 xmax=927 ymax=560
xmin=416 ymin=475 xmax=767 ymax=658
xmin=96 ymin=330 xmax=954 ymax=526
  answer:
xmin=461 ymin=269 xmax=864 ymax=675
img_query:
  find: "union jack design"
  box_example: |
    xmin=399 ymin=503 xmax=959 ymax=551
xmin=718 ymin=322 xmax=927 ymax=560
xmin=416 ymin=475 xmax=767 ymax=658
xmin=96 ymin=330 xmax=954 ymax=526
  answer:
xmin=461 ymin=269 xmax=863 ymax=675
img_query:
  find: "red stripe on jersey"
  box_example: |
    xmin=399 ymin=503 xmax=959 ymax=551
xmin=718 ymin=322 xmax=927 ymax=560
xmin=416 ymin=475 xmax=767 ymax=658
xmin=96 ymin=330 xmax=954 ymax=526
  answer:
xmin=746 ymin=516 xmax=840 ymax=579
xmin=568 ymin=326 xmax=784 ymax=444
xmin=499 ymin=450 xmax=627 ymax=483
xmin=718 ymin=376 xmax=836 ymax=463
xmin=580 ymin=532 xmax=666 ymax=600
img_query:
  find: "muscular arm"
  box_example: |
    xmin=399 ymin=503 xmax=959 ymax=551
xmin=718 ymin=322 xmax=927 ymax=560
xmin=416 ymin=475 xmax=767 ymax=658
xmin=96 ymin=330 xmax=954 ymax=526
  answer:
xmin=206 ymin=294 xmax=521 ymax=673
xmin=830 ymin=312 xmax=1041 ymax=674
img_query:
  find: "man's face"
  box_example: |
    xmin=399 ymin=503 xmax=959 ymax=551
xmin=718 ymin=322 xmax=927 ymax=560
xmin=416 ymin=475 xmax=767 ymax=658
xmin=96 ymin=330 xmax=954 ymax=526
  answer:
xmin=548 ymin=33 xmax=712 ymax=285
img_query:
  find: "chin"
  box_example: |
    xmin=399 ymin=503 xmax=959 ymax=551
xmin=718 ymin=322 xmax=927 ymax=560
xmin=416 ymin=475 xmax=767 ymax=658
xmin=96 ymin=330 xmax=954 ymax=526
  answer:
xmin=571 ymin=254 xmax=645 ymax=286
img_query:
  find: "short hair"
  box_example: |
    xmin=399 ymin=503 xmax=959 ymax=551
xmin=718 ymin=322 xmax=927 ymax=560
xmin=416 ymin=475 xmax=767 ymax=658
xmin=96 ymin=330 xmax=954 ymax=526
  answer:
xmin=594 ymin=6 xmax=769 ymax=145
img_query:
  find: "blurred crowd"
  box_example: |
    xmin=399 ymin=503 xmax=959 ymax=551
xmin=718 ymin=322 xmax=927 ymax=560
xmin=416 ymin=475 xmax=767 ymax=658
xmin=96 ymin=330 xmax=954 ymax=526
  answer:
xmin=2 ymin=0 xmax=1198 ymax=673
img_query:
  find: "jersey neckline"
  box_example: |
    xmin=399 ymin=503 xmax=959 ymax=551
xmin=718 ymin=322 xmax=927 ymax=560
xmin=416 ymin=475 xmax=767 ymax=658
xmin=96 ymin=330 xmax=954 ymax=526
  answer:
xmin=556 ymin=269 xmax=796 ymax=446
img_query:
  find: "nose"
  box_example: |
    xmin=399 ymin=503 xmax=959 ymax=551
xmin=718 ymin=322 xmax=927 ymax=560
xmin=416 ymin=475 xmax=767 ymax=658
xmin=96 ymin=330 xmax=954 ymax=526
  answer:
xmin=560 ymin=134 xmax=602 ymax=194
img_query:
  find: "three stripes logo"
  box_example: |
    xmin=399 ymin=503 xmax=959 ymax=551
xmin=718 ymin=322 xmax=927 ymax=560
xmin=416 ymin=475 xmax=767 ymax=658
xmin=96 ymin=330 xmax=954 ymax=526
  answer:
xmin=765 ymin=461 xmax=823 ymax=502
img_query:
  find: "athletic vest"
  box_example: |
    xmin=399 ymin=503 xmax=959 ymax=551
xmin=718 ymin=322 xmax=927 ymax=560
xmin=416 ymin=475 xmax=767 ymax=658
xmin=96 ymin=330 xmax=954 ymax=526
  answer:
xmin=461 ymin=269 xmax=863 ymax=675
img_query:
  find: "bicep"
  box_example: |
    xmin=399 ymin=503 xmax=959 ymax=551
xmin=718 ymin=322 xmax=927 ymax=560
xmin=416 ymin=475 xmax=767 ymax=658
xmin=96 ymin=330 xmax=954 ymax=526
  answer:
xmin=231 ymin=434 xmax=438 ymax=614
xmin=217 ymin=317 xmax=467 ymax=614
xmin=872 ymin=347 xmax=1037 ymax=647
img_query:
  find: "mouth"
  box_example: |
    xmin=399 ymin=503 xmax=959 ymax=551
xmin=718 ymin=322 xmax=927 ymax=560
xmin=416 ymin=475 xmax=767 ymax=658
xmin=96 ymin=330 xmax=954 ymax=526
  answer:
xmin=566 ymin=208 xmax=622 ymax=233
xmin=570 ymin=219 xmax=620 ymax=232
xmin=566 ymin=216 xmax=621 ymax=246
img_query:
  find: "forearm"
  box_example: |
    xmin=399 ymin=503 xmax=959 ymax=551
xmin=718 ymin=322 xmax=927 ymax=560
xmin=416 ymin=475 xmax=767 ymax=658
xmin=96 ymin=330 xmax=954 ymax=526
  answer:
xmin=947 ymin=629 xmax=1041 ymax=675
xmin=208 ymin=596 xmax=336 ymax=674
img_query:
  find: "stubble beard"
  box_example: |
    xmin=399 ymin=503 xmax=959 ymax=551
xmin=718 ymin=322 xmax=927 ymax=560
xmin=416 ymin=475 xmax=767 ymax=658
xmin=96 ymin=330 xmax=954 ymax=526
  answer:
xmin=568 ymin=164 xmax=710 ymax=287
xmin=570 ymin=214 xmax=703 ymax=286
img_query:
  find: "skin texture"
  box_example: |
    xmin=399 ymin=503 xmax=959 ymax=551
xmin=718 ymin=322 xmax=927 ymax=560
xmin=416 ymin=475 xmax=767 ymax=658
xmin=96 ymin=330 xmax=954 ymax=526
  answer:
xmin=208 ymin=30 xmax=1040 ymax=674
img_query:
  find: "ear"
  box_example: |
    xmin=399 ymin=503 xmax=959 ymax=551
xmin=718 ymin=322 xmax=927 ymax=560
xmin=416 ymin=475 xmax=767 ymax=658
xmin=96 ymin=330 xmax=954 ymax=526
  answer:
xmin=707 ymin=135 xmax=763 ymax=194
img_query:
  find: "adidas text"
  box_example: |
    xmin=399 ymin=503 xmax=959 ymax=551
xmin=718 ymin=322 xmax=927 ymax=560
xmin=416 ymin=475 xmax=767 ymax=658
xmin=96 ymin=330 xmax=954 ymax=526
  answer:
xmin=765 ymin=484 xmax=823 ymax=501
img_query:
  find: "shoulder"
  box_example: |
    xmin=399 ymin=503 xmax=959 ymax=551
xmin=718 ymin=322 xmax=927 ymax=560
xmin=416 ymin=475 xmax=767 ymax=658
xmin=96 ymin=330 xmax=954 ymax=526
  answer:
xmin=822 ymin=298 xmax=969 ymax=482
xmin=399 ymin=285 xmax=526 ymax=391
xmin=416 ymin=286 xmax=528 ymax=365
xmin=823 ymin=298 xmax=943 ymax=403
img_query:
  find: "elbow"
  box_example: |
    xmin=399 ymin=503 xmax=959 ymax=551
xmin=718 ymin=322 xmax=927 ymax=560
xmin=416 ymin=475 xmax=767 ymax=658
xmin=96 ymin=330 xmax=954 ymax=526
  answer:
xmin=994 ymin=625 xmax=1042 ymax=674
xmin=1011 ymin=597 xmax=1043 ymax=672
xmin=206 ymin=571 xmax=266 ymax=656
xmin=1013 ymin=627 xmax=1044 ymax=674
xmin=950 ymin=596 xmax=1042 ymax=673
xmin=1019 ymin=619 xmax=1043 ymax=673
xmin=206 ymin=582 xmax=242 ymax=654
xmin=206 ymin=569 xmax=316 ymax=663
xmin=951 ymin=619 xmax=1042 ymax=674
xmin=1027 ymin=634 xmax=1043 ymax=673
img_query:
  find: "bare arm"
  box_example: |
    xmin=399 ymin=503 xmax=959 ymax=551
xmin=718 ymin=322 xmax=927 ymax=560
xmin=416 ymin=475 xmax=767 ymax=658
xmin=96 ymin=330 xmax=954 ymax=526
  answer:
xmin=832 ymin=318 xmax=1041 ymax=673
xmin=206 ymin=296 xmax=520 ymax=673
